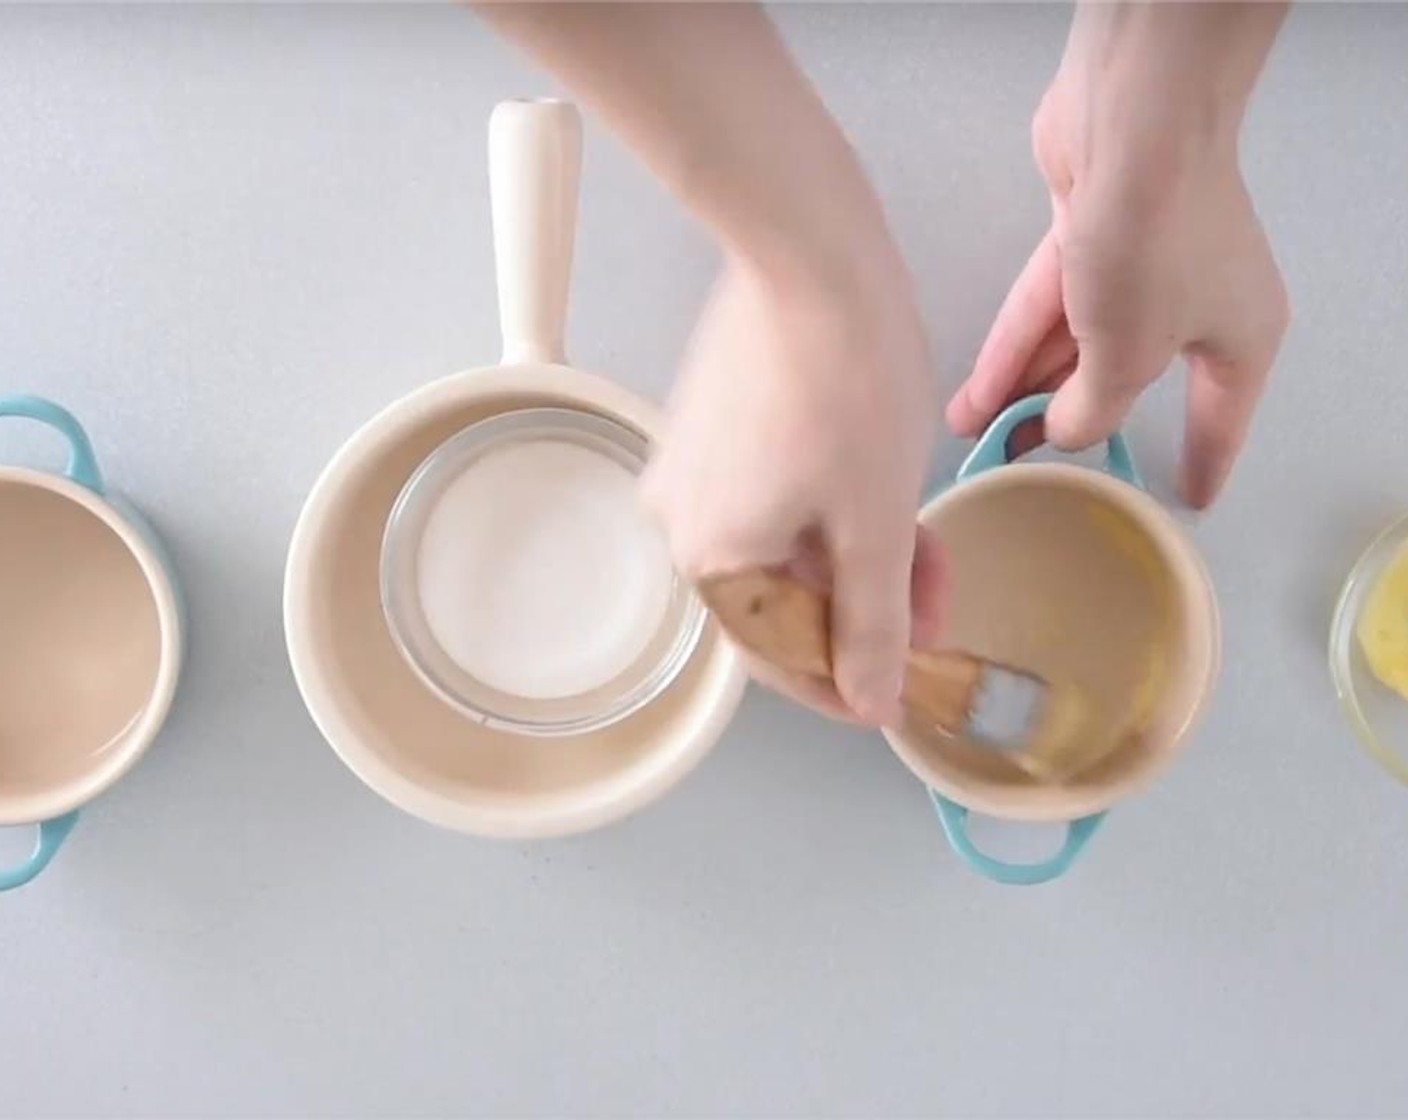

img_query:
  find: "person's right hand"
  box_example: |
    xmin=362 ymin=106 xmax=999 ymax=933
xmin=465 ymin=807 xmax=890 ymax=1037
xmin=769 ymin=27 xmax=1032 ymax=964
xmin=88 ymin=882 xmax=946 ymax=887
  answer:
xmin=477 ymin=3 xmax=947 ymax=724
xmin=642 ymin=256 xmax=945 ymax=726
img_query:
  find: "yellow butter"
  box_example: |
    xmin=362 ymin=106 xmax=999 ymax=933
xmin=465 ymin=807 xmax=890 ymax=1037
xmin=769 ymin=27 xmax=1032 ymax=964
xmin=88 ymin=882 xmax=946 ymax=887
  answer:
xmin=1357 ymin=543 xmax=1408 ymax=700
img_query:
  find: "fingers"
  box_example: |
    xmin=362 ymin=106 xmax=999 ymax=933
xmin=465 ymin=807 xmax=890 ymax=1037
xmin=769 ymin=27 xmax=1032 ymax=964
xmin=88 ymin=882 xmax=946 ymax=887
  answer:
xmin=827 ymin=518 xmax=916 ymax=726
xmin=1045 ymin=333 xmax=1174 ymax=451
xmin=1027 ymin=319 xmax=1079 ymax=384
xmin=1180 ymin=345 xmax=1276 ymax=509
xmin=1180 ymin=249 xmax=1289 ymax=507
xmin=948 ymin=230 xmax=1064 ymax=437
xmin=740 ymin=526 xmax=943 ymax=725
xmin=1047 ymin=320 xmax=1275 ymax=509
xmin=745 ymin=656 xmax=865 ymax=726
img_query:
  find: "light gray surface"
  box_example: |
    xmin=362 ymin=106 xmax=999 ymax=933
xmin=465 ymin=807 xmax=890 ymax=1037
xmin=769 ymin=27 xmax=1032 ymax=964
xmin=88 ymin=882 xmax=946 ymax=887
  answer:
xmin=2 ymin=4 xmax=1407 ymax=1118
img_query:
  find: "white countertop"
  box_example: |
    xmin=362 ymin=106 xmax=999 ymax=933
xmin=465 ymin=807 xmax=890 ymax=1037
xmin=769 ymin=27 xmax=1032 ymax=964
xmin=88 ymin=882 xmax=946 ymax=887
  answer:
xmin=4 ymin=5 xmax=1408 ymax=1117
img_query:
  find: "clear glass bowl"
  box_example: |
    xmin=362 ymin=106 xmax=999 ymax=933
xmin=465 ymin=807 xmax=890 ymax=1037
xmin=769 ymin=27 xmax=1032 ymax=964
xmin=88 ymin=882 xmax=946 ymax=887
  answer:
xmin=381 ymin=407 xmax=705 ymax=737
xmin=1329 ymin=510 xmax=1408 ymax=784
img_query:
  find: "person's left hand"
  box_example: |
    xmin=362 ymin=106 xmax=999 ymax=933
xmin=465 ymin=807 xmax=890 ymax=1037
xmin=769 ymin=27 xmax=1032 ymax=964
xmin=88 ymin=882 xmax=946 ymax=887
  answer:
xmin=947 ymin=27 xmax=1289 ymax=508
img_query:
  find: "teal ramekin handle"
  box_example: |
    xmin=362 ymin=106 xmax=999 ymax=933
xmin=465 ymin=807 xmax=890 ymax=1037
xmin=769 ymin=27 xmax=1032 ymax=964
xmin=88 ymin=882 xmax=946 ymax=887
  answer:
xmin=0 ymin=395 xmax=104 ymax=494
xmin=0 ymin=397 xmax=99 ymax=891
xmin=931 ymin=792 xmax=1104 ymax=886
xmin=956 ymin=392 xmax=1142 ymax=489
xmin=0 ymin=812 xmax=80 ymax=892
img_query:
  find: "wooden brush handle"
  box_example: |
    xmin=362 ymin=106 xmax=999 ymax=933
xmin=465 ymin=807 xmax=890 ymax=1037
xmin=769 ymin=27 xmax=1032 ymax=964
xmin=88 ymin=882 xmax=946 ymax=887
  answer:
xmin=901 ymin=649 xmax=985 ymax=733
xmin=696 ymin=569 xmax=833 ymax=678
xmin=697 ymin=568 xmax=983 ymax=729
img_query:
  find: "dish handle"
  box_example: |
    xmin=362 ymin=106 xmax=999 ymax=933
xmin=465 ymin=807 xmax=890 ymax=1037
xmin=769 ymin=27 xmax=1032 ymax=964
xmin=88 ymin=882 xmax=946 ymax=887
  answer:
xmin=931 ymin=793 xmax=1104 ymax=886
xmin=0 ymin=813 xmax=80 ymax=892
xmin=957 ymin=392 xmax=1142 ymax=489
xmin=0 ymin=395 xmax=104 ymax=494
xmin=489 ymin=98 xmax=583 ymax=367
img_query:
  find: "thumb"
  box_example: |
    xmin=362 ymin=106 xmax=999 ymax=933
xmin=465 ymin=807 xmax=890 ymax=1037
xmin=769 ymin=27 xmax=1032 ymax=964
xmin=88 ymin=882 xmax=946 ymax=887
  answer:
xmin=1045 ymin=335 xmax=1173 ymax=450
xmin=828 ymin=524 xmax=914 ymax=726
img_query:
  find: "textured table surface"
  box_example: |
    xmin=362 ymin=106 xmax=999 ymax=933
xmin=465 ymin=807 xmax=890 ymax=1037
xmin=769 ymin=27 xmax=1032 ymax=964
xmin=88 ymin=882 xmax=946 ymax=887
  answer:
xmin=3 ymin=5 xmax=1407 ymax=1117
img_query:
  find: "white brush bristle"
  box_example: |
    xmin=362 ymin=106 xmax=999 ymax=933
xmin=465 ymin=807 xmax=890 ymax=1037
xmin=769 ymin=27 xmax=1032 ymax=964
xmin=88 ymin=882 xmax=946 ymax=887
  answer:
xmin=967 ymin=666 xmax=1046 ymax=751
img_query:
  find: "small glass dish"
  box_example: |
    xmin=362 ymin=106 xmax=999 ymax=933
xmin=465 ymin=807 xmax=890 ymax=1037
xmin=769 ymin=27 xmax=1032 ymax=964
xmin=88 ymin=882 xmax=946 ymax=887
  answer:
xmin=381 ymin=406 xmax=705 ymax=737
xmin=1329 ymin=510 xmax=1408 ymax=784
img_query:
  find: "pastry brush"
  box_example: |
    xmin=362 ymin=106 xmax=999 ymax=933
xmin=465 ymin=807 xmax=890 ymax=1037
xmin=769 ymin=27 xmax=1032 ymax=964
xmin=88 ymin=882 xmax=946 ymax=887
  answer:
xmin=698 ymin=569 xmax=1109 ymax=782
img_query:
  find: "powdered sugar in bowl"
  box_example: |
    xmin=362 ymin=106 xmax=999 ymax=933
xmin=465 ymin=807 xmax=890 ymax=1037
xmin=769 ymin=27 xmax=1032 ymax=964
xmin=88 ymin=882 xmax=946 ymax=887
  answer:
xmin=381 ymin=406 xmax=703 ymax=736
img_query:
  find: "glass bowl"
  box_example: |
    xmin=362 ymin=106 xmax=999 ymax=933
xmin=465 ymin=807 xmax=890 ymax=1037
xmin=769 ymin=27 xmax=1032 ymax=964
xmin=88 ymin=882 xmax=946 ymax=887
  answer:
xmin=1329 ymin=510 xmax=1408 ymax=783
xmin=381 ymin=406 xmax=705 ymax=737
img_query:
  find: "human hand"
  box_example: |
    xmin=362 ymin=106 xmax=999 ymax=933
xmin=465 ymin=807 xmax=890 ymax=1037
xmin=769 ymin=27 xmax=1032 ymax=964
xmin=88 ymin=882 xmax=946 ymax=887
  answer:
xmin=947 ymin=2 xmax=1289 ymax=508
xmin=479 ymin=3 xmax=947 ymax=723
xmin=643 ymin=258 xmax=945 ymax=726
